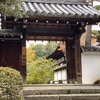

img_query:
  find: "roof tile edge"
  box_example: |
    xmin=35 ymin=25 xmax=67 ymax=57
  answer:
xmin=23 ymin=0 xmax=88 ymax=5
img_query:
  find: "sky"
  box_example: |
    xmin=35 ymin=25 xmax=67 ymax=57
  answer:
xmin=92 ymin=1 xmax=100 ymax=30
xmin=93 ymin=1 xmax=100 ymax=6
xmin=26 ymin=40 xmax=48 ymax=47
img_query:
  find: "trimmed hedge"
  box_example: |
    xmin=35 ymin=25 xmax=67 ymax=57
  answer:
xmin=0 ymin=67 xmax=23 ymax=100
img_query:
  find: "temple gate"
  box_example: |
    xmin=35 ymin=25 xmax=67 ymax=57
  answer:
xmin=0 ymin=0 xmax=100 ymax=83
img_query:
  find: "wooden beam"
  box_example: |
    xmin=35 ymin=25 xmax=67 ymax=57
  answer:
xmin=26 ymin=36 xmax=65 ymax=41
xmin=26 ymin=27 xmax=75 ymax=37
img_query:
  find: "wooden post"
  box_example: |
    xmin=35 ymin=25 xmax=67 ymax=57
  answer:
xmin=22 ymin=19 xmax=27 ymax=83
xmin=0 ymin=14 xmax=1 ymax=29
xmin=65 ymin=38 xmax=76 ymax=83
xmin=75 ymin=34 xmax=82 ymax=83
xmin=65 ymin=38 xmax=70 ymax=83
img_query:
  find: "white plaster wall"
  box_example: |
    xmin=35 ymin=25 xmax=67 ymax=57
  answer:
xmin=54 ymin=69 xmax=67 ymax=81
xmin=82 ymin=52 xmax=100 ymax=84
xmin=54 ymin=72 xmax=58 ymax=81
xmin=58 ymin=71 xmax=62 ymax=80
xmin=62 ymin=69 xmax=67 ymax=80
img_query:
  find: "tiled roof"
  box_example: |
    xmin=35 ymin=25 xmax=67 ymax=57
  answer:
xmin=81 ymin=46 xmax=100 ymax=52
xmin=46 ymin=46 xmax=64 ymax=60
xmin=0 ymin=29 xmax=21 ymax=36
xmin=22 ymin=1 xmax=100 ymax=18
xmin=53 ymin=64 xmax=66 ymax=71
xmin=0 ymin=29 xmax=22 ymax=40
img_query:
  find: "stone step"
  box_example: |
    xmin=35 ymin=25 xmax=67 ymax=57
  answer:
xmin=24 ymin=94 xmax=100 ymax=100
xmin=23 ymin=84 xmax=97 ymax=87
xmin=23 ymin=88 xmax=100 ymax=95
xmin=23 ymin=84 xmax=100 ymax=95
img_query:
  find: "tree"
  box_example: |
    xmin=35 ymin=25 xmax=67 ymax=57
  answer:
xmin=94 ymin=5 xmax=100 ymax=10
xmin=0 ymin=0 xmax=24 ymax=17
xmin=26 ymin=43 xmax=56 ymax=84
xmin=85 ymin=0 xmax=100 ymax=46
xmin=27 ymin=58 xmax=55 ymax=84
xmin=85 ymin=25 xmax=92 ymax=46
xmin=26 ymin=43 xmax=35 ymax=63
xmin=92 ymin=30 xmax=100 ymax=42
xmin=34 ymin=42 xmax=58 ymax=58
xmin=44 ymin=42 xmax=58 ymax=57
xmin=34 ymin=44 xmax=45 ymax=58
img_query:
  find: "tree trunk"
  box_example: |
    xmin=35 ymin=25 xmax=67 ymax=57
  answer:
xmin=85 ymin=25 xmax=92 ymax=46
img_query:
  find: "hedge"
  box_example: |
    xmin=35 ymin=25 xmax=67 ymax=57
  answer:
xmin=0 ymin=67 xmax=23 ymax=100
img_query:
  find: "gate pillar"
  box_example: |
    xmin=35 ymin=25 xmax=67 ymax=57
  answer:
xmin=75 ymin=34 xmax=82 ymax=83
xmin=22 ymin=20 xmax=27 ymax=83
xmin=65 ymin=38 xmax=76 ymax=83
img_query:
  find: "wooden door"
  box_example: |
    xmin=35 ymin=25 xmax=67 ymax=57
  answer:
xmin=0 ymin=41 xmax=22 ymax=73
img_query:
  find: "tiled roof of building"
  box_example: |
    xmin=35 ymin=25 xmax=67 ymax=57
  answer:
xmin=53 ymin=64 xmax=66 ymax=71
xmin=81 ymin=46 xmax=100 ymax=52
xmin=46 ymin=46 xmax=64 ymax=60
xmin=22 ymin=0 xmax=100 ymax=18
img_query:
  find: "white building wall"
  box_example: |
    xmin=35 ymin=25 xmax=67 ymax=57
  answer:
xmin=62 ymin=69 xmax=67 ymax=80
xmin=58 ymin=71 xmax=62 ymax=80
xmin=54 ymin=69 xmax=67 ymax=83
xmin=54 ymin=72 xmax=58 ymax=81
xmin=82 ymin=52 xmax=100 ymax=84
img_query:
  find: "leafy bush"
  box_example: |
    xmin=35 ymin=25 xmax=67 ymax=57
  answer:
xmin=0 ymin=67 xmax=23 ymax=100
xmin=27 ymin=58 xmax=55 ymax=84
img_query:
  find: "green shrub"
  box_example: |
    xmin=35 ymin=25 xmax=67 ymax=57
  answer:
xmin=27 ymin=59 xmax=55 ymax=84
xmin=0 ymin=67 xmax=23 ymax=100
xmin=94 ymin=80 xmax=100 ymax=85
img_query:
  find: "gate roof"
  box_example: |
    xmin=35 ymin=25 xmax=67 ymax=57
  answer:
xmin=22 ymin=0 xmax=100 ymax=19
xmin=2 ymin=0 xmax=100 ymax=41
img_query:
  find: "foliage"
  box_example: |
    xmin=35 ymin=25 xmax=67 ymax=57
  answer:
xmin=34 ymin=44 xmax=45 ymax=58
xmin=27 ymin=58 xmax=55 ymax=84
xmin=92 ymin=30 xmax=100 ymax=42
xmin=0 ymin=0 xmax=24 ymax=17
xmin=34 ymin=42 xmax=58 ymax=58
xmin=26 ymin=43 xmax=36 ymax=63
xmin=26 ymin=42 xmax=57 ymax=84
xmin=94 ymin=5 xmax=100 ymax=10
xmin=92 ymin=30 xmax=99 ymax=38
xmin=0 ymin=67 xmax=23 ymax=100
xmin=44 ymin=42 xmax=58 ymax=57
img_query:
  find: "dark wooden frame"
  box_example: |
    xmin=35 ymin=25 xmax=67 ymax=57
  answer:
xmin=0 ymin=14 xmax=100 ymax=83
